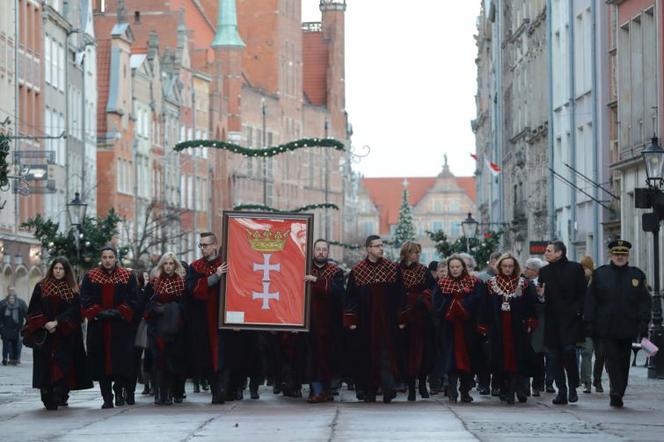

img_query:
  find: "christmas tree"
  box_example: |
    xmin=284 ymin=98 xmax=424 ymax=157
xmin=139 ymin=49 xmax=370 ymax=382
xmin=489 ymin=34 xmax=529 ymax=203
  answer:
xmin=394 ymin=184 xmax=416 ymax=247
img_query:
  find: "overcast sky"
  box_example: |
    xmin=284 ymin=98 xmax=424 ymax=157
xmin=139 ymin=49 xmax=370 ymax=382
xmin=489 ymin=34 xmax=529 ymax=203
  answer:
xmin=302 ymin=0 xmax=480 ymax=178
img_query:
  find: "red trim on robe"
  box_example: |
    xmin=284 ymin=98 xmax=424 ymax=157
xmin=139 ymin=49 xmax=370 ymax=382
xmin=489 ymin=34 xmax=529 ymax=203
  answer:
xmin=82 ymin=304 xmax=102 ymax=321
xmin=193 ymin=278 xmax=211 ymax=301
xmin=117 ymin=303 xmax=133 ymax=322
xmin=101 ymin=283 xmax=115 ymax=376
xmin=453 ymin=319 xmax=470 ymax=372
xmin=26 ymin=314 xmax=48 ymax=332
xmin=343 ymin=312 xmax=357 ymax=328
xmin=501 ymin=311 xmax=517 ymax=373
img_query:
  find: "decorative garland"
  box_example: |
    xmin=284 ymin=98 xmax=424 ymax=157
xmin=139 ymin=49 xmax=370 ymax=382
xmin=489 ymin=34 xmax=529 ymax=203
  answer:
xmin=233 ymin=203 xmax=339 ymax=213
xmin=328 ymin=240 xmax=362 ymax=250
xmin=174 ymin=137 xmax=345 ymax=156
xmin=0 ymin=134 xmax=9 ymax=187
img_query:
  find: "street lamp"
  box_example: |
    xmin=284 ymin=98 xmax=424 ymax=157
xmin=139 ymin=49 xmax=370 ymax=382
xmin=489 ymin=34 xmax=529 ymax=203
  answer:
xmin=66 ymin=192 xmax=87 ymax=275
xmin=514 ymin=235 xmax=524 ymax=257
xmin=461 ymin=212 xmax=479 ymax=253
xmin=638 ymin=135 xmax=664 ymax=379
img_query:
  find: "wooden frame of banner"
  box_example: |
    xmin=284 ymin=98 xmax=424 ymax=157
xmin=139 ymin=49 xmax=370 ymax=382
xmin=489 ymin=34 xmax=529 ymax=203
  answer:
xmin=219 ymin=211 xmax=313 ymax=331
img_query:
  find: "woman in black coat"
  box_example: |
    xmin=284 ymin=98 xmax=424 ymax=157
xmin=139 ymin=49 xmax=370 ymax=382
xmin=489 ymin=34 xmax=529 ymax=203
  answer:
xmin=486 ymin=253 xmax=538 ymax=404
xmin=144 ymin=252 xmax=188 ymax=405
xmin=25 ymin=257 xmax=92 ymax=410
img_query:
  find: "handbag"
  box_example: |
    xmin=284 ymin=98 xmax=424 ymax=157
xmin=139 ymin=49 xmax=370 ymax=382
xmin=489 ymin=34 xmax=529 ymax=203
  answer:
xmin=156 ymin=303 xmax=181 ymax=337
xmin=134 ymin=318 xmax=148 ymax=349
xmin=21 ymin=324 xmax=48 ymax=349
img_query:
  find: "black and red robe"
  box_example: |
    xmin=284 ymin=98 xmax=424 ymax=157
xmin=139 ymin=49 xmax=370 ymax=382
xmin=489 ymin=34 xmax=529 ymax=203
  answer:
xmin=80 ymin=266 xmax=138 ymax=380
xmin=26 ymin=279 xmax=92 ymax=391
xmin=433 ymin=274 xmax=486 ymax=375
xmin=400 ymin=261 xmax=436 ymax=379
xmin=486 ymin=275 xmax=538 ymax=377
xmin=185 ymin=256 xmax=224 ymax=378
xmin=305 ymin=261 xmax=345 ymax=384
xmin=344 ymin=258 xmax=407 ymax=390
xmin=144 ymin=273 xmax=187 ymax=376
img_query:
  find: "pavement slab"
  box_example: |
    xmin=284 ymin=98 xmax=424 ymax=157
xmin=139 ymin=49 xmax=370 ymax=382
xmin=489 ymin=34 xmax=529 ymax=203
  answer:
xmin=2 ymin=349 xmax=664 ymax=441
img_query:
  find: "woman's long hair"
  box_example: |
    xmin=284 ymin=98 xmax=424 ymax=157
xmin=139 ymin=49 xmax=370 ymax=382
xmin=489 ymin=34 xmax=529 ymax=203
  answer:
xmin=496 ymin=253 xmax=521 ymax=278
xmin=154 ymin=252 xmax=186 ymax=279
xmin=43 ymin=256 xmax=79 ymax=293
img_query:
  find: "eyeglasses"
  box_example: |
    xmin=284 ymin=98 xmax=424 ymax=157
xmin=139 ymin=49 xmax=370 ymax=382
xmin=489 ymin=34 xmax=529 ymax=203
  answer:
xmin=198 ymin=243 xmax=215 ymax=249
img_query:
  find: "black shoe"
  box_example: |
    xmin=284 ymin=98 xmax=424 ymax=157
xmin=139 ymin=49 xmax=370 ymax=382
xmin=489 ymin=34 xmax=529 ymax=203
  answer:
xmin=142 ymin=384 xmax=151 ymax=395
xmin=506 ymin=396 xmax=515 ymax=405
xmin=125 ymin=392 xmax=135 ymax=405
xmin=382 ymin=390 xmax=396 ymax=403
xmin=356 ymin=390 xmax=365 ymax=401
xmin=609 ymin=395 xmax=623 ymax=408
xmin=407 ymin=382 xmax=416 ymax=402
xmin=193 ymin=383 xmax=201 ymax=393
xmin=594 ymin=380 xmax=604 ymax=393
xmin=449 ymin=396 xmax=458 ymax=404
xmin=460 ymin=392 xmax=474 ymax=403
xmin=212 ymin=388 xmax=226 ymax=404
xmin=478 ymin=387 xmax=490 ymax=395
xmin=419 ymin=382 xmax=430 ymax=399
xmin=532 ymin=390 xmax=540 ymax=397
xmin=1 ymin=360 xmax=6 ymax=366
xmin=250 ymin=388 xmax=260 ymax=400
xmin=545 ymin=385 xmax=556 ymax=393
xmin=173 ymin=395 xmax=183 ymax=404
xmin=235 ymin=389 xmax=244 ymax=401
xmin=491 ymin=388 xmax=500 ymax=397
xmin=568 ymin=389 xmax=578 ymax=403
xmin=364 ymin=394 xmax=376 ymax=403
xmin=583 ymin=383 xmax=592 ymax=394
xmin=272 ymin=384 xmax=282 ymax=395
xmin=101 ymin=401 xmax=114 ymax=409
xmin=552 ymin=394 xmax=568 ymax=405
xmin=517 ymin=392 xmax=528 ymax=403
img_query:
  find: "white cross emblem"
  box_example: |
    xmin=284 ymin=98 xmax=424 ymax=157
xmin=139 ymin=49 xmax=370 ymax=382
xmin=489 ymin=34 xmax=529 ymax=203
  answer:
xmin=252 ymin=282 xmax=280 ymax=310
xmin=252 ymin=254 xmax=281 ymax=310
xmin=253 ymin=253 xmax=281 ymax=281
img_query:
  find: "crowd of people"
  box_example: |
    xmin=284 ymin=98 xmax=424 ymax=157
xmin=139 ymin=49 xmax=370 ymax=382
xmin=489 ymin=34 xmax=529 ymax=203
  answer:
xmin=8 ymin=232 xmax=653 ymax=411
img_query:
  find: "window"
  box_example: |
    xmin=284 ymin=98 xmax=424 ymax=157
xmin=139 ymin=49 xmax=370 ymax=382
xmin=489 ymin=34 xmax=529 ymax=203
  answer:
xmin=45 ymin=35 xmax=51 ymax=84
xmin=432 ymin=221 xmax=443 ymax=232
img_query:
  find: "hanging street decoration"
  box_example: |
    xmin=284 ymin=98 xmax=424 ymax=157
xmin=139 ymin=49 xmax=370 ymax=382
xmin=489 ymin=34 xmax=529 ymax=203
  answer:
xmin=0 ymin=133 xmax=10 ymax=188
xmin=233 ymin=203 xmax=339 ymax=213
xmin=174 ymin=137 xmax=345 ymax=157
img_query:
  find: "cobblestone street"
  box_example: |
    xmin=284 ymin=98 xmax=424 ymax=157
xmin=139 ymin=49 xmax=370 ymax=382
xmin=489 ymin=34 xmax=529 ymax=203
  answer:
xmin=1 ymin=350 xmax=663 ymax=441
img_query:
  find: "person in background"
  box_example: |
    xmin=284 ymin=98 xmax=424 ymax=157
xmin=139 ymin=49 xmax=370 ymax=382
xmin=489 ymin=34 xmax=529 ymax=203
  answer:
xmin=523 ymin=257 xmax=546 ymax=397
xmin=477 ymin=252 xmax=502 ymax=283
xmin=1 ymin=287 xmax=27 ymax=365
xmin=578 ymin=256 xmax=598 ymax=394
xmin=428 ymin=261 xmax=440 ymax=282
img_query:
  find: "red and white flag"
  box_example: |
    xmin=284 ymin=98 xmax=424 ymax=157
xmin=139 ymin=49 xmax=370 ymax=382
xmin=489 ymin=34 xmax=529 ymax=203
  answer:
xmin=485 ymin=158 xmax=501 ymax=177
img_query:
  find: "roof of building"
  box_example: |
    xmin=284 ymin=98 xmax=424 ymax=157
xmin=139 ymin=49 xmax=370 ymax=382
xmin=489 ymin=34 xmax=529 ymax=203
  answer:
xmin=362 ymin=176 xmax=477 ymax=235
xmin=302 ymin=28 xmax=327 ymax=107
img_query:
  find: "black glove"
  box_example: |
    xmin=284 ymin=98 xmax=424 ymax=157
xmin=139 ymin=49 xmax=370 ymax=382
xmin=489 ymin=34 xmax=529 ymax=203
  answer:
xmin=639 ymin=322 xmax=649 ymax=338
xmin=96 ymin=309 xmax=121 ymax=321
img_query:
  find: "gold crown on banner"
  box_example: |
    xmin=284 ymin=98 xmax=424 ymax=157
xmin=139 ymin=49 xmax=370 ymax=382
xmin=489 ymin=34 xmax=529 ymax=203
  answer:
xmin=247 ymin=230 xmax=288 ymax=252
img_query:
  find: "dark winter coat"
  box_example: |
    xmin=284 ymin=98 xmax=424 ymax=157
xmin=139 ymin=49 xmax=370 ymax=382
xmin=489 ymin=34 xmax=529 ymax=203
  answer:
xmin=584 ymin=263 xmax=652 ymax=341
xmin=26 ymin=279 xmax=92 ymax=390
xmin=538 ymin=257 xmax=586 ymax=348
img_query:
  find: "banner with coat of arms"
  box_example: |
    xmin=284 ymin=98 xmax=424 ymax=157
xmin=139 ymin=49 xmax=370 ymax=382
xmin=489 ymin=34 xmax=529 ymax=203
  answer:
xmin=220 ymin=211 xmax=313 ymax=331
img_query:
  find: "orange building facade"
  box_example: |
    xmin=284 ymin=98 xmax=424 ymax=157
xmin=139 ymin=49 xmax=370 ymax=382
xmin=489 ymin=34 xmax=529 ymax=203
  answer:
xmin=93 ymin=0 xmax=350 ymax=266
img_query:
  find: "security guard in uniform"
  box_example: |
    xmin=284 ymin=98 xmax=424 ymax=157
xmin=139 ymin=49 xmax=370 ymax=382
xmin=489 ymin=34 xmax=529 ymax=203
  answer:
xmin=584 ymin=240 xmax=652 ymax=408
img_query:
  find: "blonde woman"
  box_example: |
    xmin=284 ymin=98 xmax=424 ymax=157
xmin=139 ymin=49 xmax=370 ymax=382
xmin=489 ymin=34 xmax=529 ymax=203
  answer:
xmin=144 ymin=252 xmax=187 ymax=405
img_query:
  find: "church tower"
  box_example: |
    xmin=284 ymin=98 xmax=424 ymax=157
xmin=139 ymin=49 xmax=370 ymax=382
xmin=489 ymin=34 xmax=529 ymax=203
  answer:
xmin=320 ymin=0 xmax=347 ymax=139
